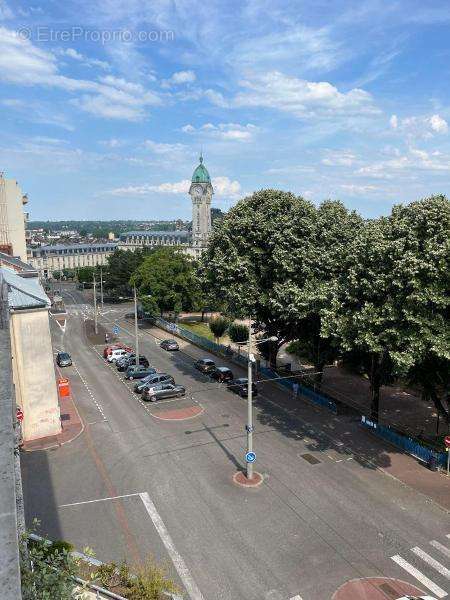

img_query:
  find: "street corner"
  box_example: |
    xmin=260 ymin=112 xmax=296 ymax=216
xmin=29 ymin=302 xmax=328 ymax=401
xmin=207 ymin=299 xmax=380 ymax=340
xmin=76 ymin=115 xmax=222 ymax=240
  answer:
xmin=233 ymin=470 xmax=264 ymax=488
xmin=148 ymin=398 xmax=205 ymax=421
xmin=332 ymin=576 xmax=428 ymax=600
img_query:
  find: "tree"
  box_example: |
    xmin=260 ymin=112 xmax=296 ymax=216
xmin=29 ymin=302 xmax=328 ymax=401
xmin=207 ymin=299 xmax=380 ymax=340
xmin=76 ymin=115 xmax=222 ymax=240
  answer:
xmin=77 ymin=266 xmax=95 ymax=284
xmin=52 ymin=270 xmax=62 ymax=280
xmin=209 ymin=316 xmax=230 ymax=342
xmin=62 ymin=268 xmax=75 ymax=280
xmin=323 ymin=195 xmax=450 ymax=423
xmin=104 ymin=248 xmax=151 ymax=297
xmin=131 ymin=247 xmax=201 ymax=317
xmin=228 ymin=322 xmax=248 ymax=344
xmin=279 ymin=200 xmax=364 ymax=383
xmin=200 ymin=189 xmax=317 ymax=366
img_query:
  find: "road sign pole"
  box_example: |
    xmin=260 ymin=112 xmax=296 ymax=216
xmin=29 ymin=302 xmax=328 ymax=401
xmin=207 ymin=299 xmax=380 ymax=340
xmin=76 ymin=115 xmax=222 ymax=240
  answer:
xmin=93 ymin=276 xmax=98 ymax=334
xmin=134 ymin=286 xmax=139 ymax=365
xmin=100 ymin=266 xmax=104 ymax=309
xmin=246 ymin=317 xmax=253 ymax=480
xmin=445 ymin=437 xmax=450 ymax=476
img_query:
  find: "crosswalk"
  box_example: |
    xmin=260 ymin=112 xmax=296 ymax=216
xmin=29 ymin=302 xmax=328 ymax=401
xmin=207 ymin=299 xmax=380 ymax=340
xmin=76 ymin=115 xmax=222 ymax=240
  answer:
xmin=391 ymin=533 xmax=450 ymax=598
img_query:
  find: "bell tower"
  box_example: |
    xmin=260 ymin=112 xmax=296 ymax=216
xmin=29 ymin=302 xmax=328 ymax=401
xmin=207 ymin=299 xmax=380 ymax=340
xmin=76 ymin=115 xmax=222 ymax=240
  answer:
xmin=189 ymin=153 xmax=213 ymax=252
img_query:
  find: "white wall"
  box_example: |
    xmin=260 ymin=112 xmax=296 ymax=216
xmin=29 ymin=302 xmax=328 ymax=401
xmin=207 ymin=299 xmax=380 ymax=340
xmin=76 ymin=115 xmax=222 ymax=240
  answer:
xmin=0 ymin=177 xmax=28 ymax=262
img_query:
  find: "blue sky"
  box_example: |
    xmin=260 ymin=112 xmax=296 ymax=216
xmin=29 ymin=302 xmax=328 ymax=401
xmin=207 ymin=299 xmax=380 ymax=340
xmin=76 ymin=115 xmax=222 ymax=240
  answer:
xmin=1 ymin=0 xmax=449 ymax=220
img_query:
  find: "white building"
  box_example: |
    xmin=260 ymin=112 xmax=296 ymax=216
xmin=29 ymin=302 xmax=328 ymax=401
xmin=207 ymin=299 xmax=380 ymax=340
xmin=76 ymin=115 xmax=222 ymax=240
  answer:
xmin=28 ymin=242 xmax=117 ymax=278
xmin=0 ymin=174 xmax=28 ymax=262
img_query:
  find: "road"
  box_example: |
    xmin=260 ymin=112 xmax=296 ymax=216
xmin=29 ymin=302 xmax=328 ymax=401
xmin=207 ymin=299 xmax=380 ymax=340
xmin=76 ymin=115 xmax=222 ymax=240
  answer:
xmin=21 ymin=283 xmax=450 ymax=600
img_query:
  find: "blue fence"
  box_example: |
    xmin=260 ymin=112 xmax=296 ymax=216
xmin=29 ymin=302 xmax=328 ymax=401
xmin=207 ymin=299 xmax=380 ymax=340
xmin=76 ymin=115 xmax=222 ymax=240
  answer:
xmin=259 ymin=366 xmax=338 ymax=414
xmin=149 ymin=315 xmax=227 ymax=355
xmin=361 ymin=416 xmax=447 ymax=467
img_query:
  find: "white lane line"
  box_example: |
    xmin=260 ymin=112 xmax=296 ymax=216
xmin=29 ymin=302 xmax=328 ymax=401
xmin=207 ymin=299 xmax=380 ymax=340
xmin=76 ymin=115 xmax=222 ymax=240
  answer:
xmin=289 ymin=596 xmax=303 ymax=600
xmin=430 ymin=540 xmax=450 ymax=560
xmin=59 ymin=493 xmax=141 ymax=508
xmin=72 ymin=362 xmax=107 ymax=422
xmin=391 ymin=554 xmax=447 ymax=598
xmin=140 ymin=492 xmax=205 ymax=600
xmin=412 ymin=546 xmax=450 ymax=579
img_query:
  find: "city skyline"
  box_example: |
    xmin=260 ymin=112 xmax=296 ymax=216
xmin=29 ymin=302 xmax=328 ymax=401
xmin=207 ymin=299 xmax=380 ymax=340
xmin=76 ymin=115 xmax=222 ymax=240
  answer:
xmin=1 ymin=0 xmax=450 ymax=220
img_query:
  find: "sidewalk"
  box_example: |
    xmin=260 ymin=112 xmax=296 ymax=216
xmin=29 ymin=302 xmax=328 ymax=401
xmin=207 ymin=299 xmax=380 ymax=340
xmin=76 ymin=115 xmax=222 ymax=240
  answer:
xmin=140 ymin=321 xmax=450 ymax=512
xmin=21 ymin=389 xmax=84 ymax=452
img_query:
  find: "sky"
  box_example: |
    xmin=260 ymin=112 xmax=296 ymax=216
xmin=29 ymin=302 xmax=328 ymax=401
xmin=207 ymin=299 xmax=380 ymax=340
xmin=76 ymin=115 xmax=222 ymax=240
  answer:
xmin=1 ymin=0 xmax=449 ymax=221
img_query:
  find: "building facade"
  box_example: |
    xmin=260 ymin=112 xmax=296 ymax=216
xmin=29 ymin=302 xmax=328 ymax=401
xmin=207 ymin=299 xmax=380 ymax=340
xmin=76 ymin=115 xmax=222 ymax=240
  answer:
xmin=28 ymin=242 xmax=118 ymax=277
xmin=119 ymin=230 xmax=190 ymax=250
xmin=0 ymin=174 xmax=28 ymax=262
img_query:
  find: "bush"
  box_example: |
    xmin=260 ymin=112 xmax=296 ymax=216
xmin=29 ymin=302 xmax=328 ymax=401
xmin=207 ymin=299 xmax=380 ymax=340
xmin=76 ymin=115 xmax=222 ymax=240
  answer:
xmin=228 ymin=322 xmax=248 ymax=344
xmin=209 ymin=316 xmax=230 ymax=341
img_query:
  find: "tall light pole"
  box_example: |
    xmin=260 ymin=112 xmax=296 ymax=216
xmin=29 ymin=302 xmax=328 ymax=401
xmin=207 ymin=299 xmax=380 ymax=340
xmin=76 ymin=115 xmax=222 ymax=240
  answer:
xmin=100 ymin=266 xmax=104 ymax=309
xmin=246 ymin=317 xmax=254 ymax=480
xmin=134 ymin=286 xmax=139 ymax=364
xmin=93 ymin=275 xmax=98 ymax=334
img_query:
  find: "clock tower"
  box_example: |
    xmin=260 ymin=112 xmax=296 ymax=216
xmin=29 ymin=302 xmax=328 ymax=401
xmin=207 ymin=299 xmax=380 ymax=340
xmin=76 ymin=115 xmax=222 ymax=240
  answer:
xmin=189 ymin=153 xmax=213 ymax=252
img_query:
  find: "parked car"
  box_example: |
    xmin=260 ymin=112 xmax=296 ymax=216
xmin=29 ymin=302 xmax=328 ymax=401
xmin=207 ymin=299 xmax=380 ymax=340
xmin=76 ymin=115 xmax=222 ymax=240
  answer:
xmin=56 ymin=351 xmax=72 ymax=367
xmin=139 ymin=373 xmax=175 ymax=393
xmin=160 ymin=339 xmax=179 ymax=351
xmin=103 ymin=343 xmax=131 ymax=359
xmin=194 ymin=358 xmax=216 ymax=374
xmin=117 ymin=355 xmax=149 ymax=371
xmin=227 ymin=378 xmax=258 ymax=397
xmin=133 ymin=370 xmax=159 ymax=393
xmin=124 ymin=365 xmax=155 ymax=380
xmin=115 ymin=352 xmax=134 ymax=368
xmin=210 ymin=366 xmax=234 ymax=382
xmin=107 ymin=348 xmax=128 ymax=363
xmin=142 ymin=383 xmax=186 ymax=402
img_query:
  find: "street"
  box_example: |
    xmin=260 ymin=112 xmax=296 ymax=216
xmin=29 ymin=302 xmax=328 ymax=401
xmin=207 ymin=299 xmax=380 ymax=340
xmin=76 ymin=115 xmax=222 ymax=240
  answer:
xmin=21 ymin=283 xmax=450 ymax=600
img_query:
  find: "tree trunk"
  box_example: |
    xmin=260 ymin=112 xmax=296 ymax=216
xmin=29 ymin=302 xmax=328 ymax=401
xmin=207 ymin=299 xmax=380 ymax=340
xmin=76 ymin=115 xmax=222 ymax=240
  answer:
xmin=314 ymin=360 xmax=326 ymax=387
xmin=369 ymin=354 xmax=381 ymax=422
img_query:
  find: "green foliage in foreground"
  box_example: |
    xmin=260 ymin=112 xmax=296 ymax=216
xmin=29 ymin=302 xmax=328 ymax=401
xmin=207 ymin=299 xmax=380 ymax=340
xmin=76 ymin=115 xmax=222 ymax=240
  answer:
xmin=209 ymin=316 xmax=230 ymax=341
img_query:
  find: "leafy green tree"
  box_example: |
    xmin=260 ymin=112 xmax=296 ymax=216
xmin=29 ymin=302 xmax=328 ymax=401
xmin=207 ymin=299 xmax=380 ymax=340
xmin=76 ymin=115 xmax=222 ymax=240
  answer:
xmin=52 ymin=270 xmax=62 ymax=280
xmin=131 ymin=247 xmax=201 ymax=316
xmin=228 ymin=322 xmax=248 ymax=344
xmin=323 ymin=195 xmax=450 ymax=422
xmin=200 ymin=189 xmax=317 ymax=366
xmin=76 ymin=266 xmax=95 ymax=284
xmin=104 ymin=248 xmax=151 ymax=297
xmin=209 ymin=316 xmax=230 ymax=342
xmin=280 ymin=200 xmax=364 ymax=383
xmin=62 ymin=268 xmax=75 ymax=280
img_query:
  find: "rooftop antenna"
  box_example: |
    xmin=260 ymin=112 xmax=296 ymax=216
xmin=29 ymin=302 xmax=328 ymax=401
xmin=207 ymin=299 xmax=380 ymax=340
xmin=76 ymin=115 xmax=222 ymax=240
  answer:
xmin=199 ymin=147 xmax=203 ymax=163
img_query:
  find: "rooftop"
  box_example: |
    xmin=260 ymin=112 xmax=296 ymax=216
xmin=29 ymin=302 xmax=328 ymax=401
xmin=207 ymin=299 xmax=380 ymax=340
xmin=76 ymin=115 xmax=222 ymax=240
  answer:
xmin=120 ymin=231 xmax=189 ymax=239
xmin=32 ymin=242 xmax=118 ymax=253
xmin=1 ymin=268 xmax=50 ymax=310
xmin=191 ymin=154 xmax=211 ymax=183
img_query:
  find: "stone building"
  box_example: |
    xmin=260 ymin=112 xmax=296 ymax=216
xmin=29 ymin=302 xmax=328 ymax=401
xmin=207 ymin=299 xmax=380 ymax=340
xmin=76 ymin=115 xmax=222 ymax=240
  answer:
xmin=0 ymin=173 xmax=28 ymax=262
xmin=28 ymin=242 xmax=117 ymax=278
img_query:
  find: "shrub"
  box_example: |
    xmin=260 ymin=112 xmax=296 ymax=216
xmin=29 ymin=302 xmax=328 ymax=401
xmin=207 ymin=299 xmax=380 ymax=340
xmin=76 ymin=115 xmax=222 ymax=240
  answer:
xmin=209 ymin=316 xmax=230 ymax=341
xmin=228 ymin=323 xmax=248 ymax=344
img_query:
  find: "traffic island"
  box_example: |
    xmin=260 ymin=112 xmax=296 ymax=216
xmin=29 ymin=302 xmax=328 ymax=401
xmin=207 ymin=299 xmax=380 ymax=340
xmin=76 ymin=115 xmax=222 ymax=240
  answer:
xmin=233 ymin=470 xmax=264 ymax=488
xmin=150 ymin=405 xmax=204 ymax=421
xmin=332 ymin=577 xmax=427 ymax=599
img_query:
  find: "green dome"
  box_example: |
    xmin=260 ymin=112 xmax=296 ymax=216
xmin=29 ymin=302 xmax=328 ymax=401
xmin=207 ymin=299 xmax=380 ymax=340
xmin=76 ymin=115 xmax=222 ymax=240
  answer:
xmin=191 ymin=154 xmax=211 ymax=183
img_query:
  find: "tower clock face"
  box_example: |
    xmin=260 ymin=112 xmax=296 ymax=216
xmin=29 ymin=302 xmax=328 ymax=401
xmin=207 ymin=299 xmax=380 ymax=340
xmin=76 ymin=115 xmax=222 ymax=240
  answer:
xmin=192 ymin=184 xmax=203 ymax=197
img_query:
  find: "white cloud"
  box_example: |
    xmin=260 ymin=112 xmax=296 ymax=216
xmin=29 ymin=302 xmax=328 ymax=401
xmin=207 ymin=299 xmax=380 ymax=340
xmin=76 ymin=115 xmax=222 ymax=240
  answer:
xmin=429 ymin=114 xmax=448 ymax=134
xmin=99 ymin=138 xmax=123 ymax=148
xmin=390 ymin=114 xmax=398 ymax=129
xmin=59 ymin=47 xmax=110 ymax=70
xmin=226 ymin=71 xmax=377 ymax=118
xmin=182 ymin=122 xmax=257 ymax=141
xmin=0 ymin=27 xmax=160 ymax=120
xmin=143 ymin=140 xmax=186 ymax=155
xmin=322 ymin=150 xmax=357 ymax=167
xmin=162 ymin=70 xmax=196 ymax=88
xmin=340 ymin=183 xmax=378 ymax=194
xmin=390 ymin=113 xmax=448 ymax=137
xmin=107 ymin=176 xmax=241 ymax=199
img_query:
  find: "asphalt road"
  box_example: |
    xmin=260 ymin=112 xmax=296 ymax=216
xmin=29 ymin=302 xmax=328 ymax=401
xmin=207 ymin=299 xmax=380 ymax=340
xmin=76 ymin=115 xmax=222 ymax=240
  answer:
xmin=21 ymin=283 xmax=450 ymax=600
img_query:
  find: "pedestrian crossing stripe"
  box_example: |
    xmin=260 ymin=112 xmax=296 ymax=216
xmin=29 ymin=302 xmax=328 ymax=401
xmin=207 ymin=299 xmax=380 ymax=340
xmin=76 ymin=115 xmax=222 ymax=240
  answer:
xmin=391 ymin=554 xmax=447 ymax=598
xmin=411 ymin=547 xmax=450 ymax=580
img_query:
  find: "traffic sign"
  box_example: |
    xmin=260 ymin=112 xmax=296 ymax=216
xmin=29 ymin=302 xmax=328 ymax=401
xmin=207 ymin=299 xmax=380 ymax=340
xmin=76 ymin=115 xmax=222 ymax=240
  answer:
xmin=246 ymin=451 xmax=256 ymax=463
xmin=445 ymin=436 xmax=450 ymax=448
xmin=113 ymin=325 xmax=119 ymax=335
xmin=16 ymin=408 xmax=24 ymax=422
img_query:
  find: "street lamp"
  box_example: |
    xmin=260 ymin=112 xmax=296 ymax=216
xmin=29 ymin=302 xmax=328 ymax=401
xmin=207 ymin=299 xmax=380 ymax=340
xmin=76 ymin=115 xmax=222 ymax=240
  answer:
xmin=236 ymin=320 xmax=277 ymax=480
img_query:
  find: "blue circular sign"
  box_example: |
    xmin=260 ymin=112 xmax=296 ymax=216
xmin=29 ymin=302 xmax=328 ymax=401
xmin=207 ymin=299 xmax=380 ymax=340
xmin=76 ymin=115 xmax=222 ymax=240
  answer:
xmin=113 ymin=325 xmax=120 ymax=334
xmin=246 ymin=451 xmax=256 ymax=463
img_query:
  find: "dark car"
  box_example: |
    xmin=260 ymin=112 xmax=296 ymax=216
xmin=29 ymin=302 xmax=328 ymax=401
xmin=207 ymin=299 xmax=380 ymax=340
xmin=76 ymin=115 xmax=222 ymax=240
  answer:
xmin=227 ymin=378 xmax=258 ymax=398
xmin=133 ymin=370 xmax=159 ymax=393
xmin=194 ymin=358 xmax=216 ymax=374
xmin=160 ymin=339 xmax=179 ymax=351
xmin=56 ymin=351 xmax=72 ymax=367
xmin=142 ymin=383 xmax=186 ymax=402
xmin=210 ymin=366 xmax=234 ymax=382
xmin=117 ymin=355 xmax=149 ymax=371
xmin=124 ymin=365 xmax=155 ymax=380
xmin=140 ymin=373 xmax=175 ymax=393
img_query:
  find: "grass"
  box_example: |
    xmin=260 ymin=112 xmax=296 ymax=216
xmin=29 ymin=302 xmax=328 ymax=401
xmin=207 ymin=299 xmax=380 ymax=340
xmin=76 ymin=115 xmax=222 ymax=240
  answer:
xmin=178 ymin=321 xmax=230 ymax=344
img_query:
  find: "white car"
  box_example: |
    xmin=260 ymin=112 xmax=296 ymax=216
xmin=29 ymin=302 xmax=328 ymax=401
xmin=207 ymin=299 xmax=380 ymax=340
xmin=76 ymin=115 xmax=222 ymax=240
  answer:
xmin=107 ymin=348 xmax=128 ymax=363
xmin=397 ymin=596 xmax=437 ymax=599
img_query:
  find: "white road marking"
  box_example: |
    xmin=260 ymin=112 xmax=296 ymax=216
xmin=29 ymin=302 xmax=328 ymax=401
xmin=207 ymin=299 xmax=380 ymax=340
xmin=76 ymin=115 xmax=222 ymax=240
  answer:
xmin=430 ymin=540 xmax=450 ymax=560
xmin=72 ymin=362 xmax=107 ymax=421
xmin=289 ymin=596 xmax=303 ymax=600
xmin=59 ymin=493 xmax=141 ymax=508
xmin=412 ymin=546 xmax=450 ymax=579
xmin=140 ymin=492 xmax=205 ymax=600
xmin=391 ymin=554 xmax=447 ymax=598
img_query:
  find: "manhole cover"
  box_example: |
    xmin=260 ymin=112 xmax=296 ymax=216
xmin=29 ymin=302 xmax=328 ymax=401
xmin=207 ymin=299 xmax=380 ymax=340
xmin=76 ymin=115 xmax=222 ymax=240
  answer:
xmin=60 ymin=414 xmax=71 ymax=421
xmin=300 ymin=453 xmax=321 ymax=465
xmin=378 ymin=582 xmax=400 ymax=599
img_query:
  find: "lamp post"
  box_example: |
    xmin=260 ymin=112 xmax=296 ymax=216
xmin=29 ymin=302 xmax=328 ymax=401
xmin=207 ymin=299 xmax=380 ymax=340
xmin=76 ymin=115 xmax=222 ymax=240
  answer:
xmin=134 ymin=286 xmax=139 ymax=364
xmin=237 ymin=321 xmax=277 ymax=480
xmin=93 ymin=275 xmax=98 ymax=334
xmin=100 ymin=266 xmax=104 ymax=309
